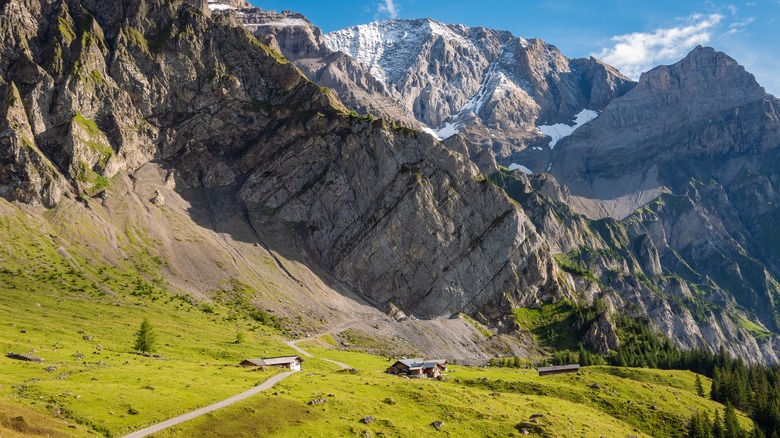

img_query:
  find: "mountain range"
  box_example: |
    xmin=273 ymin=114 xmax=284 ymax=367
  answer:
xmin=1 ymin=0 xmax=779 ymax=366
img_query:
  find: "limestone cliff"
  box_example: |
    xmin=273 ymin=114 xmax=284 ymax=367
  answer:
xmin=0 ymin=0 xmax=566 ymax=355
xmin=545 ymin=47 xmax=780 ymax=361
xmin=248 ymin=15 xmax=634 ymax=166
xmin=2 ymin=0 xmax=779 ymax=363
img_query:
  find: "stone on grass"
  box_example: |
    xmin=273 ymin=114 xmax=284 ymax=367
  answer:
xmin=6 ymin=352 xmax=44 ymax=363
xmin=307 ymin=398 xmax=327 ymax=405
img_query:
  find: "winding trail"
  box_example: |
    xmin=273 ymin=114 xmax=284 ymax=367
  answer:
xmin=286 ymin=338 xmax=350 ymax=370
xmin=322 ymin=358 xmax=351 ymax=369
xmin=122 ymin=338 xmax=349 ymax=438
xmin=122 ymin=371 xmax=295 ymax=438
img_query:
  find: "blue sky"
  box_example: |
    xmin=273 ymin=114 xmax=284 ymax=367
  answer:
xmin=251 ymin=1 xmax=780 ymax=96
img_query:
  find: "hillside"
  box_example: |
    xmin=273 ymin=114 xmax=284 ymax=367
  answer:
xmin=0 ymin=0 xmax=565 ymax=360
xmin=0 ymin=0 xmax=779 ymax=436
xmin=155 ymin=342 xmax=753 ymax=438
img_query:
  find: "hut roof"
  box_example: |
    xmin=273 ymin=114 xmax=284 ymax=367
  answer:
xmin=537 ymin=364 xmax=580 ymax=374
xmin=243 ymin=356 xmax=304 ymax=366
xmin=395 ymin=358 xmax=446 ymax=370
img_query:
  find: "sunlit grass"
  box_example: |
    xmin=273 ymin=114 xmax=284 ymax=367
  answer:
xmin=156 ymin=345 xmax=753 ymax=438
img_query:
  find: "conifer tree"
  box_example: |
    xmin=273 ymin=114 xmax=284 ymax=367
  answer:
xmin=696 ymin=374 xmax=705 ymax=397
xmin=713 ymin=410 xmax=725 ymax=438
xmin=133 ymin=318 xmax=156 ymax=354
xmin=687 ymin=411 xmax=713 ymax=438
xmin=723 ymin=402 xmax=743 ymax=438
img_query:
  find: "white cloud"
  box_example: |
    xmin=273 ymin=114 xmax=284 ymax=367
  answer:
xmin=593 ymin=13 xmax=724 ymax=80
xmin=724 ymin=17 xmax=756 ymax=36
xmin=377 ymin=0 xmax=399 ymax=19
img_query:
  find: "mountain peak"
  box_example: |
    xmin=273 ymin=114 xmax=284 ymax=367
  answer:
xmin=635 ymin=46 xmax=766 ymax=111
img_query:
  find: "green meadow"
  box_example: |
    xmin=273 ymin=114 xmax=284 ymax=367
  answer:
xmin=0 ymin=199 xmax=757 ymax=437
xmin=0 ymin=200 xmax=295 ymax=437
xmin=156 ymin=342 xmax=752 ymax=438
xmin=0 ymin=277 xmax=295 ymax=437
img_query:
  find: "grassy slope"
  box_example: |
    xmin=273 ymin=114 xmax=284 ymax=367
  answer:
xmin=0 ymin=197 xmax=298 ymax=437
xmin=0 ymin=177 xmax=756 ymax=437
xmin=157 ymin=344 xmax=752 ymax=438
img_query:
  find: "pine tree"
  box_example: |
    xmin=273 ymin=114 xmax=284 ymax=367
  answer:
xmin=723 ymin=402 xmax=742 ymax=438
xmin=713 ymin=410 xmax=725 ymax=438
xmin=750 ymin=426 xmax=765 ymax=438
xmin=712 ymin=367 xmax=722 ymax=401
xmin=696 ymin=374 xmax=706 ymax=397
xmin=133 ymin=318 xmax=156 ymax=354
xmin=687 ymin=411 xmax=713 ymax=438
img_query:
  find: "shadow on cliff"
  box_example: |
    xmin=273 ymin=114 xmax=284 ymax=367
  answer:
xmin=173 ymin=177 xmax=380 ymax=311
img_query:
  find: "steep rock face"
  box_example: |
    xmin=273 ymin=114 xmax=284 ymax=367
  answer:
xmin=239 ymin=9 xmax=415 ymax=126
xmin=317 ymin=19 xmax=634 ymax=162
xmin=584 ymin=313 xmax=620 ymax=355
xmin=237 ymin=116 xmax=567 ymax=320
xmin=0 ymin=80 xmax=70 ymax=206
xmin=544 ymin=46 xmax=780 ymax=361
xmin=551 ymin=46 xmax=777 ymax=205
xmin=0 ymin=0 xmax=568 ymax=337
xmin=495 ymin=170 xmax=780 ymax=362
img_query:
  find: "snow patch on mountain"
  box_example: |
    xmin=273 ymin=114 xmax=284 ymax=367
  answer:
xmin=324 ymin=19 xmax=480 ymax=86
xmin=250 ymin=18 xmax=310 ymax=27
xmin=537 ymin=109 xmax=599 ymax=149
xmin=424 ymin=64 xmax=529 ymax=140
xmin=208 ymin=3 xmax=234 ymax=11
xmin=508 ymin=163 xmax=533 ymax=174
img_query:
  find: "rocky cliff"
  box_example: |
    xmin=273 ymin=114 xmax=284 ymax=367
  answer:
xmin=248 ymin=15 xmax=634 ymax=167
xmin=0 ymin=0 xmax=573 ymax=357
xmin=544 ymin=47 xmax=780 ymax=361
xmin=2 ymin=0 xmax=779 ymax=363
xmin=237 ymin=8 xmax=415 ymax=126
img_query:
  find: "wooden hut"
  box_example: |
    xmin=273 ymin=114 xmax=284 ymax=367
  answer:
xmin=241 ymin=356 xmax=304 ymax=371
xmin=387 ymin=358 xmax=447 ymax=378
xmin=537 ymin=364 xmax=580 ymax=376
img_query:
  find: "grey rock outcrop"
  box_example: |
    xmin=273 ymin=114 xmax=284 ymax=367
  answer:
xmin=237 ymin=117 xmax=566 ymax=320
xmin=0 ymin=0 xmax=566 ymax=329
xmin=531 ymin=46 xmax=780 ymax=361
xmin=495 ymin=169 xmax=780 ymax=362
xmin=322 ymin=19 xmax=635 ymax=163
xmin=242 ymin=9 xmax=415 ymax=126
xmin=584 ymin=313 xmax=620 ymax=354
xmin=551 ymin=46 xmax=773 ymax=204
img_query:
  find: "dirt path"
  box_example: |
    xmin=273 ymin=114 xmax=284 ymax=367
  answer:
xmin=322 ymin=358 xmax=351 ymax=369
xmin=122 ymin=371 xmax=295 ymax=438
xmin=122 ymin=340 xmax=351 ymax=437
xmin=285 ymin=338 xmax=314 ymax=357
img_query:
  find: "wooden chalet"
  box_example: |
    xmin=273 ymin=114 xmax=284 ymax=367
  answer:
xmin=387 ymin=358 xmax=447 ymax=378
xmin=241 ymin=355 xmax=304 ymax=371
xmin=537 ymin=364 xmax=580 ymax=376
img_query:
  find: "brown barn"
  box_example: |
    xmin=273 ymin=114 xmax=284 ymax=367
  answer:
xmin=537 ymin=364 xmax=580 ymax=376
xmin=387 ymin=358 xmax=447 ymax=378
xmin=241 ymin=356 xmax=304 ymax=371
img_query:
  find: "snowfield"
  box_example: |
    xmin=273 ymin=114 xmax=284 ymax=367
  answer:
xmin=537 ymin=109 xmax=599 ymax=149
